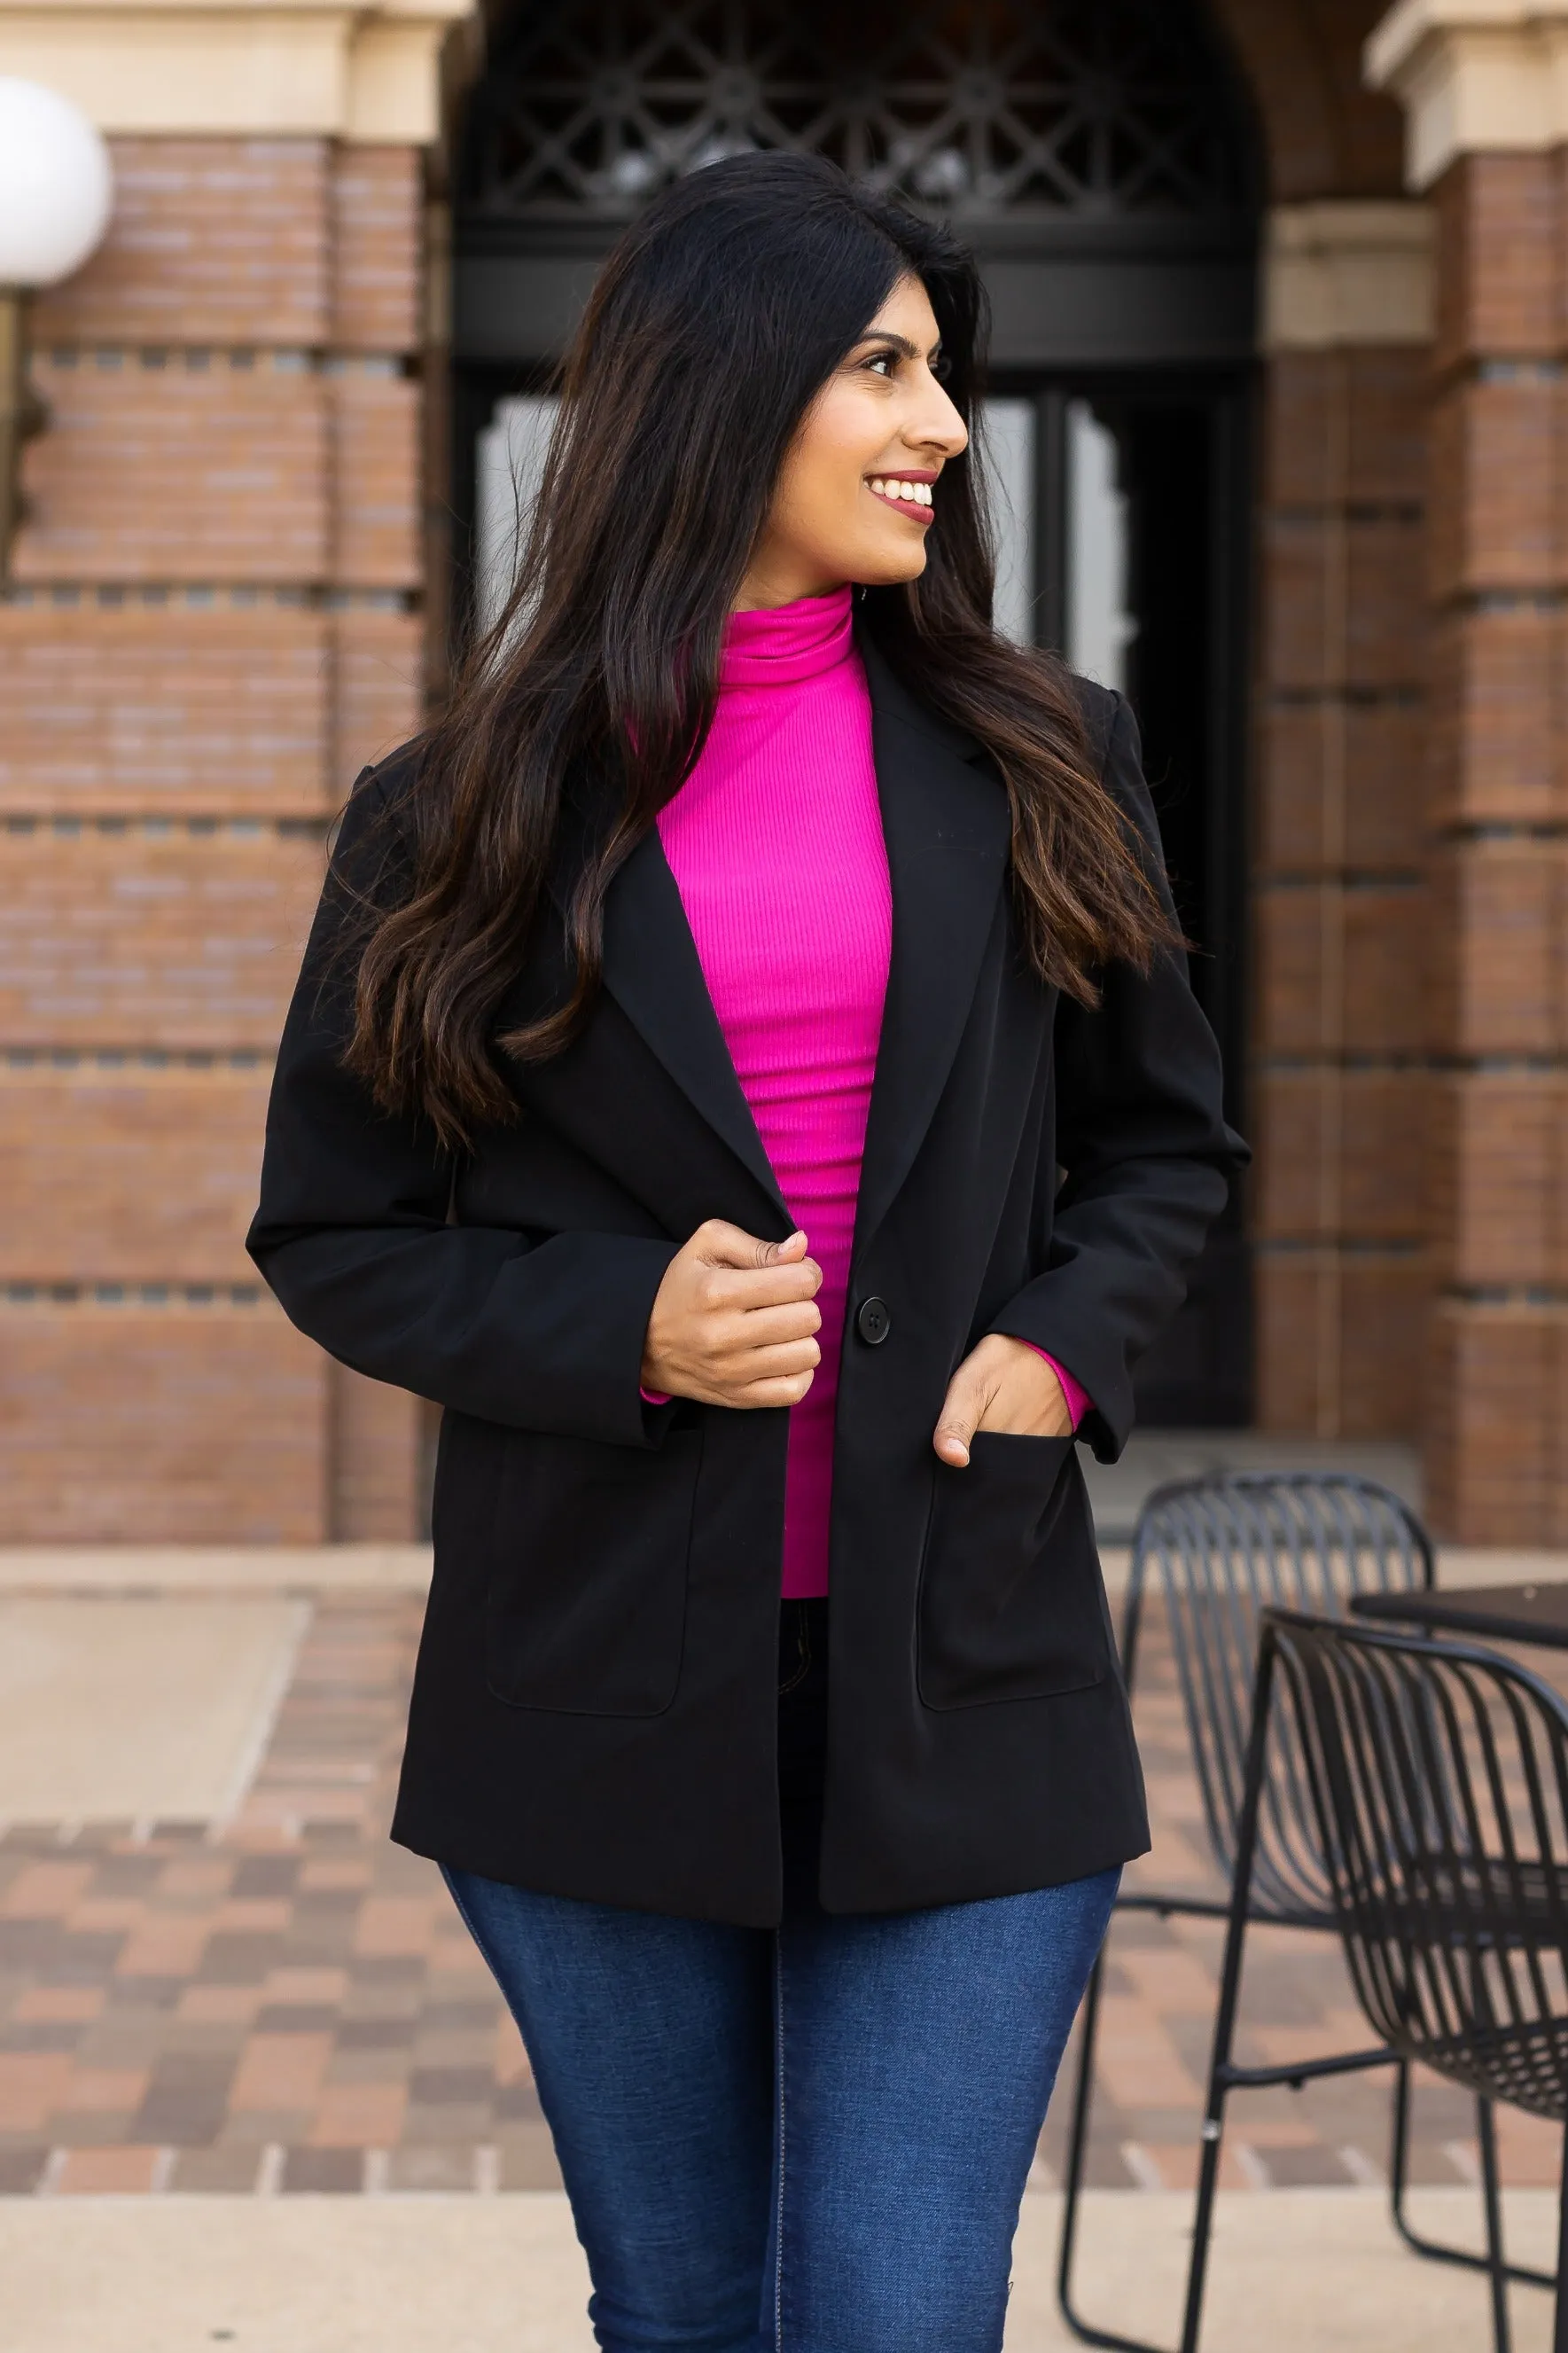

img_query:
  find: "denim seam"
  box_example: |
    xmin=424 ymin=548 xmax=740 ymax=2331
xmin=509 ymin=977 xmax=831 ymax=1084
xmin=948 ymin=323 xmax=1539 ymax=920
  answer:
xmin=772 ymin=1933 xmax=787 ymax=2351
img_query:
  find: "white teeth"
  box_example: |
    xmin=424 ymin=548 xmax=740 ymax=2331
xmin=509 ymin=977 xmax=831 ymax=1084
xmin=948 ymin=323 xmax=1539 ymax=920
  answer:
xmin=917 ymin=482 xmax=932 ymax=505
xmin=870 ymin=478 xmax=885 ymax=495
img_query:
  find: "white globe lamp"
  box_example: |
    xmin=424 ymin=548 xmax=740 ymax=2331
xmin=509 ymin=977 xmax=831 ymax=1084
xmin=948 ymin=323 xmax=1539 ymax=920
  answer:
xmin=0 ymin=78 xmax=114 ymax=574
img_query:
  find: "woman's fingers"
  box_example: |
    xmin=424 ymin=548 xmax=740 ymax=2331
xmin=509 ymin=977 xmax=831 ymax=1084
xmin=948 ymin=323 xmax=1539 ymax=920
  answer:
xmin=692 ymin=1220 xmax=810 ymax=1271
xmin=640 ymin=1219 xmax=823 ymax=1407
xmin=736 ymin=1369 xmax=818 ymax=1408
xmin=710 ymin=1302 xmax=822 ymax=1354
xmin=932 ymin=1361 xmax=989 ymax=1467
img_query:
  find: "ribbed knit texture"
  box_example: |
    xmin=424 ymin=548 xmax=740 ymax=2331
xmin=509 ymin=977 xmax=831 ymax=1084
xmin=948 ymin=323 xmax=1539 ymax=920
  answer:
xmin=658 ymin=587 xmax=887 ymax=1599
xmin=655 ymin=585 xmax=1091 ymax=1598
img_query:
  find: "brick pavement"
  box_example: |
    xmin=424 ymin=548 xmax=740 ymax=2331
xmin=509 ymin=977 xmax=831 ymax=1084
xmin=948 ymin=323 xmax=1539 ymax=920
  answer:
xmin=0 ymin=1588 xmax=1560 ymax=2200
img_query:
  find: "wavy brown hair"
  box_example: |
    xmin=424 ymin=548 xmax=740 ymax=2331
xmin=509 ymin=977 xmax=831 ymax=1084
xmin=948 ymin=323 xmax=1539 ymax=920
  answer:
xmin=345 ymin=152 xmax=1177 ymax=1149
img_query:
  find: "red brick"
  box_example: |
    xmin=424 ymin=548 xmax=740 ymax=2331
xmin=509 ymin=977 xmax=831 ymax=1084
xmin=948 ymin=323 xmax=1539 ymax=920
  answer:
xmin=1255 ymin=1246 xmax=1427 ymax=1440
xmin=0 ymin=832 xmax=324 ymax=1050
xmin=1255 ymin=1069 xmax=1427 ymax=1245
xmin=1262 ymin=515 xmax=1425 ymax=691
xmin=0 ymin=607 xmax=330 ymax=817
xmin=1338 ymin=1255 xmax=1429 ymax=1435
xmin=0 ymin=1305 xmax=326 ymax=1543
xmin=1428 ymin=839 xmax=1568 ymax=1057
xmin=0 ymin=1066 xmax=269 ymax=1284
xmin=1430 ymin=1072 xmax=1568 ymax=1290
xmin=330 ymin=1366 xmax=427 ymax=1541
xmin=1257 ymin=881 xmax=1425 ymax=1057
xmin=1426 ymin=1301 xmax=1559 ymax=1544
xmin=1429 ymin=378 xmax=1563 ymax=598
xmin=1255 ymin=1249 xmax=1332 ymax=1434
xmin=1256 ymin=699 xmax=1426 ymax=876
xmin=332 ymin=608 xmax=425 ymax=780
xmin=1265 ymin=349 xmax=1427 ymax=511
xmin=14 ymin=360 xmax=329 ymax=586
xmin=333 ymin=148 xmax=423 ymax=354
xmin=1429 ymin=606 xmax=1564 ymax=826
xmin=31 ymin=137 xmax=331 ymax=348
xmin=332 ymin=372 xmax=422 ymax=589
xmin=1432 ymin=152 xmax=1562 ymax=372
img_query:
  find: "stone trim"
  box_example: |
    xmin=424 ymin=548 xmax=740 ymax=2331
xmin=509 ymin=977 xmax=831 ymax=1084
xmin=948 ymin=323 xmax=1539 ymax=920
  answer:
xmin=1368 ymin=1 xmax=1568 ymax=189
xmin=0 ymin=0 xmax=477 ymax=142
xmin=1264 ymin=202 xmax=1435 ymax=350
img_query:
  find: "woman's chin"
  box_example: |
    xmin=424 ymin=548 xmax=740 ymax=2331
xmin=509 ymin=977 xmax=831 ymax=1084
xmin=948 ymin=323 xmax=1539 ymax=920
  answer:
xmin=851 ymin=547 xmax=929 ymax=589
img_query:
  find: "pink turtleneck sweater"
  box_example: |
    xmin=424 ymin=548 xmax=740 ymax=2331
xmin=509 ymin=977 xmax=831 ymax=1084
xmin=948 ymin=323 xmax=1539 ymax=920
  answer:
xmin=655 ymin=585 xmax=1087 ymax=1599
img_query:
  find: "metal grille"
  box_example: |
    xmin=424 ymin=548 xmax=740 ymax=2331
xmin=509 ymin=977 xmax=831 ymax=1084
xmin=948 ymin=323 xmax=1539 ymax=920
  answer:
xmin=465 ymin=0 xmax=1252 ymax=223
xmin=1130 ymin=1473 xmax=1432 ymax=1923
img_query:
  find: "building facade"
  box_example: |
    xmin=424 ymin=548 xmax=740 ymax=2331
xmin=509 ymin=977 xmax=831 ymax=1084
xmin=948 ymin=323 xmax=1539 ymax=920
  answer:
xmin=0 ymin=0 xmax=1561 ymax=1544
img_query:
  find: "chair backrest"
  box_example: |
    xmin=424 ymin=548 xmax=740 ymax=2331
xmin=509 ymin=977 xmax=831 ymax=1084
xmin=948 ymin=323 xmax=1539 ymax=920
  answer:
xmin=1127 ymin=1473 xmax=1431 ymax=1919
xmin=1258 ymin=1609 xmax=1568 ymax=2126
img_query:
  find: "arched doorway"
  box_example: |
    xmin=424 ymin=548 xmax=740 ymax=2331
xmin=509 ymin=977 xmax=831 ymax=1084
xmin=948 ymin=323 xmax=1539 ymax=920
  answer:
xmin=453 ymin=0 xmax=1262 ymax=1426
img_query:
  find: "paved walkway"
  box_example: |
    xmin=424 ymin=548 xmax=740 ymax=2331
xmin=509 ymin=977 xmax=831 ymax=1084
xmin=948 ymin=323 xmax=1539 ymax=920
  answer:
xmin=3 ymin=1567 xmax=1562 ymax=2199
xmin=1 ymin=1546 xmax=1564 ymax=2349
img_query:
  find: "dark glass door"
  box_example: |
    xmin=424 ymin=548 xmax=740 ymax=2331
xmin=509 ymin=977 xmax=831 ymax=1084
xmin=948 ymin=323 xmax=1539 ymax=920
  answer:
xmin=452 ymin=0 xmax=1262 ymax=1427
xmin=981 ymin=379 xmax=1252 ymax=1425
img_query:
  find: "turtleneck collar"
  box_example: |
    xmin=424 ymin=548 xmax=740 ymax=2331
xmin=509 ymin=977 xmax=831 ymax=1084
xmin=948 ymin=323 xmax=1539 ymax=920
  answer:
xmin=720 ymin=584 xmax=854 ymax=691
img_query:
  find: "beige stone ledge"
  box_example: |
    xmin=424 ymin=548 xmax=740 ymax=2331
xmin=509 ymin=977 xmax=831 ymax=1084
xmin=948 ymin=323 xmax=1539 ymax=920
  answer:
xmin=1369 ymin=0 xmax=1568 ymax=189
xmin=0 ymin=1542 xmax=1556 ymax=1600
xmin=0 ymin=1543 xmax=433 ymax=1590
xmin=0 ymin=0 xmax=477 ymax=142
xmin=1263 ymin=201 xmax=1435 ymax=350
xmin=0 ymin=2188 xmax=1558 ymax=2351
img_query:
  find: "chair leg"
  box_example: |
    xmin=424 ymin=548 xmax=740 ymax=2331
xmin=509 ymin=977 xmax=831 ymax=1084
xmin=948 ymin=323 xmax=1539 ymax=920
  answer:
xmin=1055 ymin=1946 xmax=1104 ymax=2341
xmin=1476 ymin=2094 xmax=1513 ymax=2353
xmin=1554 ymin=2122 xmax=1568 ymax=2353
xmin=1388 ymin=2070 xmax=1555 ymax=2294
xmin=1055 ymin=1940 xmax=1168 ymax=2353
xmin=1176 ymin=2044 xmax=1232 ymax=2353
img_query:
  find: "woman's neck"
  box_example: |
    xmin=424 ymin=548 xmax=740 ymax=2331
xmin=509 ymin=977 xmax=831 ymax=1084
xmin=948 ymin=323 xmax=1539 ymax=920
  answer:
xmin=720 ymin=583 xmax=854 ymax=691
xmin=731 ymin=559 xmax=847 ymax=613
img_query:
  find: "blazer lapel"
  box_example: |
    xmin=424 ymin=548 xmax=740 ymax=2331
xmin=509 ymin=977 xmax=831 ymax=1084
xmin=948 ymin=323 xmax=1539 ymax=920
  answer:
xmin=853 ymin=630 xmax=1013 ymax=1262
xmin=592 ymin=825 xmax=791 ymax=1226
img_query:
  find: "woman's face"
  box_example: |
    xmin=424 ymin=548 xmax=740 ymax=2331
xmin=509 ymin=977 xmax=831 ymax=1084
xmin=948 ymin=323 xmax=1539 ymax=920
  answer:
xmin=736 ymin=273 xmax=969 ymax=611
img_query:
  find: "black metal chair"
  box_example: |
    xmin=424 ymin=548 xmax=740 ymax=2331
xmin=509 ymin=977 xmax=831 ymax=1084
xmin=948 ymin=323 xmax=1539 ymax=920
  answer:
xmin=1192 ymin=1610 xmax=1568 ymax=2353
xmin=1057 ymin=1472 xmax=1548 ymax=2351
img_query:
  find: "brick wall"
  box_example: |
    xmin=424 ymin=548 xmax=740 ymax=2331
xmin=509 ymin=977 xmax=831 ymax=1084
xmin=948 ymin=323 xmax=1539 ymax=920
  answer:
xmin=1423 ymin=152 xmax=1568 ymax=1541
xmin=1252 ymin=343 xmax=1431 ymax=1437
xmin=1 ymin=139 xmax=427 ymax=1541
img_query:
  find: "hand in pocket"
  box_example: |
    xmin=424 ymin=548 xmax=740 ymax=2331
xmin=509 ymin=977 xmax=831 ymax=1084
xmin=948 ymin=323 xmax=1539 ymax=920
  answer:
xmin=932 ymin=1333 xmax=1073 ymax=1466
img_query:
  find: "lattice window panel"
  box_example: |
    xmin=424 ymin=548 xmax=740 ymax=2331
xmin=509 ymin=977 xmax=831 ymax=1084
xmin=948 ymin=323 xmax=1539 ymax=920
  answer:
xmin=465 ymin=0 xmax=1252 ymax=222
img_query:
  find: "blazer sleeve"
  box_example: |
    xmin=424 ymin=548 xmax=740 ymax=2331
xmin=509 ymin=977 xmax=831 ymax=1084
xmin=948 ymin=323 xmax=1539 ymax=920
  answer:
xmin=246 ymin=765 xmax=680 ymax=1448
xmin=985 ymin=692 xmax=1249 ymax=1461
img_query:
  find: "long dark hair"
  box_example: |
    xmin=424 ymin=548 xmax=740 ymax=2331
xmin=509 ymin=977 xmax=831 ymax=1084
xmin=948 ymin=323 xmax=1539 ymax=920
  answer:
xmin=347 ymin=151 xmax=1175 ymax=1148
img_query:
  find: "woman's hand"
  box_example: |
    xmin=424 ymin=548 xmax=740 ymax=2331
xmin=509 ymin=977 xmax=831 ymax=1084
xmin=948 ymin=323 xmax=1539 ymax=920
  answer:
xmin=933 ymin=1333 xmax=1073 ymax=1466
xmin=643 ymin=1222 xmax=823 ymax=1409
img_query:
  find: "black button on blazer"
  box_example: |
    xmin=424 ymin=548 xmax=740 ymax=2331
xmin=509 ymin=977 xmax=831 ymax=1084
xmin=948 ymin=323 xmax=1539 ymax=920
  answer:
xmin=248 ymin=637 xmax=1247 ymax=1926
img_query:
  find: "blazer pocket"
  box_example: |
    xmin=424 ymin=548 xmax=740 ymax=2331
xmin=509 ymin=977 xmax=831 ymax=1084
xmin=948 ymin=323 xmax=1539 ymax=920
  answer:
xmin=917 ymin=1431 xmax=1111 ymax=1710
xmin=485 ymin=1426 xmax=701 ymax=1717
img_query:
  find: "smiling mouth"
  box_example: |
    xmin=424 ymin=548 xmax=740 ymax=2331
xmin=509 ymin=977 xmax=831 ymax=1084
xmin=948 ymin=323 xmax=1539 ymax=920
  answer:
xmin=868 ymin=475 xmax=935 ymax=524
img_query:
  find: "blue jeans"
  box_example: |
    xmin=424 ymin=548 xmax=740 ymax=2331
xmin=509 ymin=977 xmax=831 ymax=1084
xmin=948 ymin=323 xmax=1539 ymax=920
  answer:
xmin=443 ymin=1859 xmax=1117 ymax=2352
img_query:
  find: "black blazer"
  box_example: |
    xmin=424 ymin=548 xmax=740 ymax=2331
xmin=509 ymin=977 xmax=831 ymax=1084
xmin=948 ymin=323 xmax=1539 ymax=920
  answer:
xmin=249 ymin=639 xmax=1247 ymax=1926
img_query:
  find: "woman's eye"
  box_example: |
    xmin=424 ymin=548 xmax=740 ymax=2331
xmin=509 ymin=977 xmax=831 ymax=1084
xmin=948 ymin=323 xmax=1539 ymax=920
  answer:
xmin=865 ymin=351 xmax=896 ymax=378
xmin=932 ymin=354 xmax=952 ymax=382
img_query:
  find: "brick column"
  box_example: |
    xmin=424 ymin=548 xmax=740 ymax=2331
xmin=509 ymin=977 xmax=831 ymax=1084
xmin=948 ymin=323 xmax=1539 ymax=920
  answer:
xmin=0 ymin=4 xmax=472 ymax=1540
xmin=1253 ymin=203 xmax=1434 ymax=1440
xmin=1370 ymin=2 xmax=1568 ymax=1538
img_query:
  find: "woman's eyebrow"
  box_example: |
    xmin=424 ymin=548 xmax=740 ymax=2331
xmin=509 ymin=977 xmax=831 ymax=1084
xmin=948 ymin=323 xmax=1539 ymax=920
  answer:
xmin=854 ymin=330 xmax=944 ymax=363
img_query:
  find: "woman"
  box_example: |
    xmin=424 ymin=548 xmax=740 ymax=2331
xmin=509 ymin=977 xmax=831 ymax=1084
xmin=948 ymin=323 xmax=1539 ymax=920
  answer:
xmin=251 ymin=152 xmax=1244 ymax=2352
